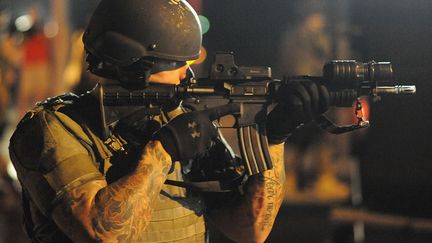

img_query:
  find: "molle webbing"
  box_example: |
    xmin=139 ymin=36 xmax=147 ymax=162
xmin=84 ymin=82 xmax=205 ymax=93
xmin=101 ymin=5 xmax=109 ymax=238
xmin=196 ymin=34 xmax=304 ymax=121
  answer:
xmin=137 ymin=163 xmax=206 ymax=243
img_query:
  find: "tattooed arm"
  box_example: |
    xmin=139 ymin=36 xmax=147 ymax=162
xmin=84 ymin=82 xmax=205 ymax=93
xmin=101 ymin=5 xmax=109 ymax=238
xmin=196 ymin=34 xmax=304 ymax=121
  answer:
xmin=50 ymin=141 xmax=172 ymax=242
xmin=207 ymin=143 xmax=286 ymax=243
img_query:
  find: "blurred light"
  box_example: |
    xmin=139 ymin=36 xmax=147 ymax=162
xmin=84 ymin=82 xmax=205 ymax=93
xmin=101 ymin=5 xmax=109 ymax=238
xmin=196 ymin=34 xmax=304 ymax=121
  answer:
xmin=199 ymin=15 xmax=210 ymax=34
xmin=188 ymin=0 xmax=202 ymax=13
xmin=44 ymin=21 xmax=59 ymax=38
xmin=15 ymin=14 xmax=33 ymax=32
xmin=0 ymin=11 xmax=11 ymax=31
xmin=188 ymin=46 xmax=207 ymax=65
xmin=353 ymin=97 xmax=370 ymax=122
xmin=7 ymin=161 xmax=17 ymax=181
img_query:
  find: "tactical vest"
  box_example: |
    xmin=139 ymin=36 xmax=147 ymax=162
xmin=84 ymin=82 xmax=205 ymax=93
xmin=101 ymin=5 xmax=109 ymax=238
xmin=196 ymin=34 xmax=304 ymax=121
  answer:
xmin=20 ymin=93 xmax=207 ymax=243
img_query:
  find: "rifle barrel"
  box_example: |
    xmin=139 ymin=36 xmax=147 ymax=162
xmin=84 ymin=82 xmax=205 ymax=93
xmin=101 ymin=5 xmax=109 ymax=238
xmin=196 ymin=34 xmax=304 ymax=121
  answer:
xmin=374 ymin=85 xmax=416 ymax=95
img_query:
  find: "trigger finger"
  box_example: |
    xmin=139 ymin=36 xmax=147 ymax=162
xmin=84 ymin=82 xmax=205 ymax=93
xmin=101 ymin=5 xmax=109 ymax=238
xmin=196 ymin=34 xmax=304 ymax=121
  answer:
xmin=317 ymin=84 xmax=330 ymax=113
xmin=291 ymin=82 xmax=312 ymax=119
xmin=303 ymin=81 xmax=319 ymax=113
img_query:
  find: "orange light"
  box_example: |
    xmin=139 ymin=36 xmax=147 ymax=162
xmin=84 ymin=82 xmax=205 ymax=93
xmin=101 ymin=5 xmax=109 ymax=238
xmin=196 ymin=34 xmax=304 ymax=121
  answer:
xmin=352 ymin=97 xmax=370 ymax=122
xmin=188 ymin=46 xmax=207 ymax=65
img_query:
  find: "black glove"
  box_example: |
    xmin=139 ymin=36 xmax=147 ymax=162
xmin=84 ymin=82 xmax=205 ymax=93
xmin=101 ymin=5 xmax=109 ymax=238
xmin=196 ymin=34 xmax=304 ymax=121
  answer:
xmin=267 ymin=80 xmax=330 ymax=144
xmin=154 ymin=103 xmax=239 ymax=162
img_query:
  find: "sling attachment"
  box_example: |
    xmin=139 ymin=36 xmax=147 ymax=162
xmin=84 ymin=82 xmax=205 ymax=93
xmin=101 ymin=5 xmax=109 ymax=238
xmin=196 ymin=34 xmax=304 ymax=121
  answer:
xmin=315 ymin=98 xmax=369 ymax=134
xmin=104 ymin=135 xmax=128 ymax=155
xmin=164 ymin=174 xmax=247 ymax=194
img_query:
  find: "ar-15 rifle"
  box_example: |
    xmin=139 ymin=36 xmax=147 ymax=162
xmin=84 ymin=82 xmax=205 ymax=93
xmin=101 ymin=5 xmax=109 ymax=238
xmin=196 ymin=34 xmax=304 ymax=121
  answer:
xmin=96 ymin=52 xmax=416 ymax=177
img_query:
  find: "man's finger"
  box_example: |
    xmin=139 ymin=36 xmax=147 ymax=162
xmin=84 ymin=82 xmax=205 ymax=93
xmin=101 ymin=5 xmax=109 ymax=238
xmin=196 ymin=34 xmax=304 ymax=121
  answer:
xmin=203 ymin=103 xmax=241 ymax=120
xmin=303 ymin=81 xmax=319 ymax=113
xmin=290 ymin=82 xmax=312 ymax=119
xmin=317 ymin=84 xmax=330 ymax=114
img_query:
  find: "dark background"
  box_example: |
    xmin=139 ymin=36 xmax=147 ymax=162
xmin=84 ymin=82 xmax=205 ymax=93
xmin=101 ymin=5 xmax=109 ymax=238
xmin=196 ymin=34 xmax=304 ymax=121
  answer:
xmin=202 ymin=0 xmax=432 ymax=242
xmin=203 ymin=0 xmax=432 ymax=216
xmin=351 ymin=0 xmax=432 ymax=218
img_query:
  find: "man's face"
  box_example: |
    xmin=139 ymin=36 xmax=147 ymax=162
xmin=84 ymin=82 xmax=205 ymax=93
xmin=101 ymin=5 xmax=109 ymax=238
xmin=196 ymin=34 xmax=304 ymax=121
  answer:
xmin=148 ymin=64 xmax=189 ymax=85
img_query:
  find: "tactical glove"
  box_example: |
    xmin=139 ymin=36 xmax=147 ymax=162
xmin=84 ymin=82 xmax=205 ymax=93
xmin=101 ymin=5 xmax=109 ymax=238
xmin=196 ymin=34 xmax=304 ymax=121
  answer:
xmin=154 ymin=103 xmax=239 ymax=162
xmin=267 ymin=80 xmax=330 ymax=144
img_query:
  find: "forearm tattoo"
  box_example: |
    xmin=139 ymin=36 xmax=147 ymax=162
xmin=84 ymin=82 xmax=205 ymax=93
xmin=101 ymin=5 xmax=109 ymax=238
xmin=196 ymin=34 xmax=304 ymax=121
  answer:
xmin=207 ymin=143 xmax=285 ymax=241
xmin=253 ymin=145 xmax=285 ymax=230
xmin=64 ymin=141 xmax=172 ymax=242
xmin=248 ymin=143 xmax=286 ymax=231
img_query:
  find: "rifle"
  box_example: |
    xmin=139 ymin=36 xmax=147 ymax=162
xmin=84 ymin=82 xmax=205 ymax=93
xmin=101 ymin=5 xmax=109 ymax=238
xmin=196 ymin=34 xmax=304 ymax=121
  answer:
xmin=96 ymin=52 xmax=416 ymax=177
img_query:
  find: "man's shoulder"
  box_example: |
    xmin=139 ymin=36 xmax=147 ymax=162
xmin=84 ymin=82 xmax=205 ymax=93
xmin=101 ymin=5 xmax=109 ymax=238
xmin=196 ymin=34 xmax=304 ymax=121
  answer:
xmin=12 ymin=92 xmax=99 ymax=140
xmin=9 ymin=93 xmax=100 ymax=172
xmin=10 ymin=101 xmax=62 ymax=163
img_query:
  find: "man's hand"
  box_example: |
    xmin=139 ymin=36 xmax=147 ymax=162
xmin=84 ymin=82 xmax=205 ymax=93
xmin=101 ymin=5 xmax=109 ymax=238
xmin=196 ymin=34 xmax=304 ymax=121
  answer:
xmin=267 ymin=80 xmax=330 ymax=144
xmin=154 ymin=103 xmax=240 ymax=162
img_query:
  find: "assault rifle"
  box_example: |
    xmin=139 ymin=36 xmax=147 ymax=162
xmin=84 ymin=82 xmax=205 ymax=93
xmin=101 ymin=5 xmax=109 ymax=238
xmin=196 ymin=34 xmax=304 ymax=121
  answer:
xmin=96 ymin=52 xmax=416 ymax=176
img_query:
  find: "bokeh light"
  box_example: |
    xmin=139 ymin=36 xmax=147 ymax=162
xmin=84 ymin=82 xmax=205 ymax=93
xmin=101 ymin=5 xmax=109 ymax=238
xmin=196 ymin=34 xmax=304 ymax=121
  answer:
xmin=199 ymin=15 xmax=210 ymax=34
xmin=43 ymin=21 xmax=59 ymax=38
xmin=15 ymin=14 xmax=33 ymax=32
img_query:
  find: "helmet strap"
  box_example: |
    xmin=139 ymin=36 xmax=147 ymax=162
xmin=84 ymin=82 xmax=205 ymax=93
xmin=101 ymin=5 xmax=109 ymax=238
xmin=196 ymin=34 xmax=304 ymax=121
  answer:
xmin=86 ymin=53 xmax=152 ymax=89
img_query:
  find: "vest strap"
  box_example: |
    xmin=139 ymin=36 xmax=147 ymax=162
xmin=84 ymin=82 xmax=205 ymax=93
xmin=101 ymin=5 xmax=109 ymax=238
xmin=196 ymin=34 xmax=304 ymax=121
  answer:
xmin=164 ymin=173 xmax=247 ymax=193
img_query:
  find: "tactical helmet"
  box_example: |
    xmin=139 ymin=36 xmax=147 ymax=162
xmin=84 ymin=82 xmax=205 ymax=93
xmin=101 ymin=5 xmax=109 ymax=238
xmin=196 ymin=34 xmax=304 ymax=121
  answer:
xmin=83 ymin=0 xmax=202 ymax=83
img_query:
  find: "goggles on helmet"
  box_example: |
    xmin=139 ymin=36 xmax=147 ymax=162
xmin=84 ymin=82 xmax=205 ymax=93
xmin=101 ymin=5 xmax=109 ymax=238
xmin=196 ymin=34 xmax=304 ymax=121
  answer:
xmin=150 ymin=59 xmax=188 ymax=74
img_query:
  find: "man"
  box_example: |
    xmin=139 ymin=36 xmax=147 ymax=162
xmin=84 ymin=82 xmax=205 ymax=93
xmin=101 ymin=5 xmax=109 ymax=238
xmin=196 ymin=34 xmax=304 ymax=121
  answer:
xmin=9 ymin=0 xmax=329 ymax=242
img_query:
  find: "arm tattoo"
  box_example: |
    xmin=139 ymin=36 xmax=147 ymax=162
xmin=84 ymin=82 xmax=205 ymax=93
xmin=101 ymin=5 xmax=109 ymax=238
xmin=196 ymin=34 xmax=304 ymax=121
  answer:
xmin=207 ymin=143 xmax=286 ymax=242
xmin=63 ymin=141 xmax=172 ymax=242
xmin=248 ymin=143 xmax=286 ymax=231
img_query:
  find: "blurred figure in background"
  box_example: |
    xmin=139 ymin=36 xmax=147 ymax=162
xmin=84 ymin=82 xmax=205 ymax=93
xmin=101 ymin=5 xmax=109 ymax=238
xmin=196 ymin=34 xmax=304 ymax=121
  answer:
xmin=279 ymin=11 xmax=351 ymax=202
xmin=17 ymin=6 xmax=52 ymax=117
xmin=0 ymin=5 xmax=29 ymax=242
xmin=0 ymin=155 xmax=29 ymax=243
xmin=280 ymin=13 xmax=331 ymax=76
xmin=0 ymin=65 xmax=9 ymax=135
xmin=0 ymin=22 xmax=23 ymax=127
xmin=61 ymin=30 xmax=98 ymax=95
xmin=61 ymin=1 xmax=99 ymax=95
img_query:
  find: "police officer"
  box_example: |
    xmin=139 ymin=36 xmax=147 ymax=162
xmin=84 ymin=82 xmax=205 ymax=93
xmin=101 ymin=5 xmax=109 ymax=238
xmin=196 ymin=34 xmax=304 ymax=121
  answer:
xmin=9 ymin=0 xmax=329 ymax=242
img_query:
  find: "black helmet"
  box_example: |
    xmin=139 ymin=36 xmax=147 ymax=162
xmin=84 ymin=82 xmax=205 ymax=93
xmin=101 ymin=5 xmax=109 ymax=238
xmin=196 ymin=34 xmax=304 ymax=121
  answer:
xmin=83 ymin=0 xmax=202 ymax=84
